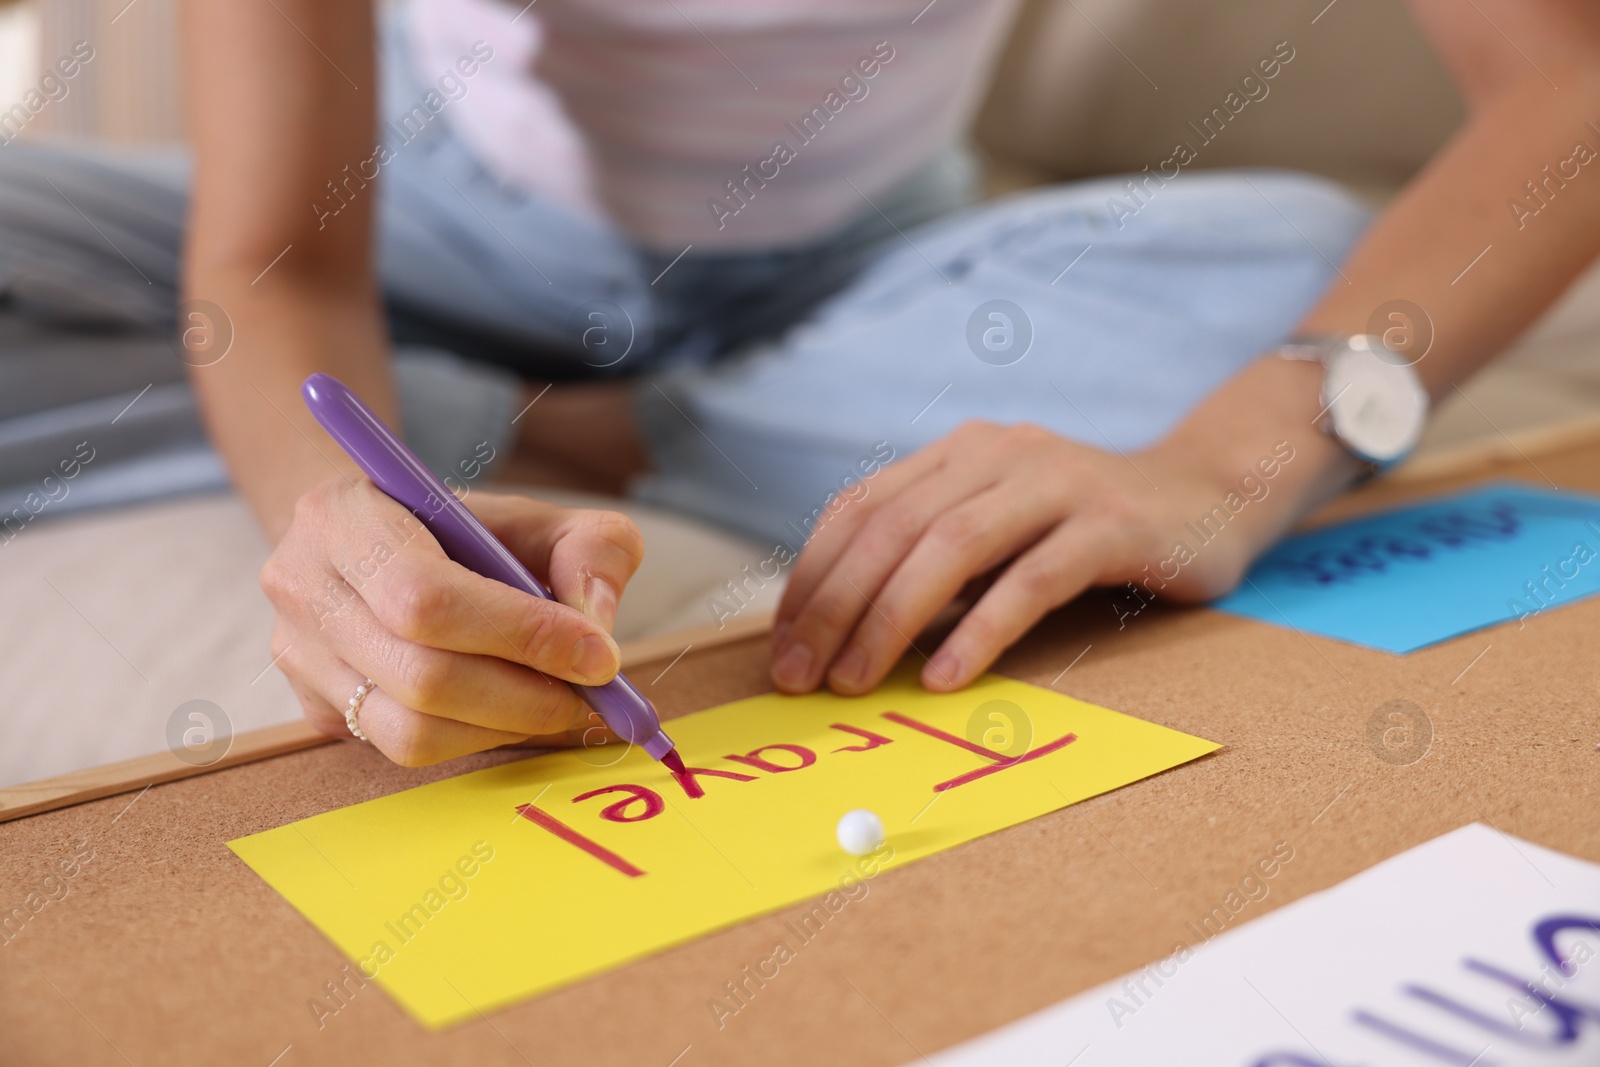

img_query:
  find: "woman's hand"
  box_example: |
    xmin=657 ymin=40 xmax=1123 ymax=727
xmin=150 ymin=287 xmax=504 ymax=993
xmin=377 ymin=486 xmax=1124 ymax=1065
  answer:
xmin=770 ymin=419 xmax=1299 ymax=696
xmin=261 ymin=479 xmax=644 ymax=766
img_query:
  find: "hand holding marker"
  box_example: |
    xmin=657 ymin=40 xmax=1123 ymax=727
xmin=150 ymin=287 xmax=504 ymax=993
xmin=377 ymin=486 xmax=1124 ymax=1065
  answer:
xmin=301 ymin=373 xmax=687 ymax=774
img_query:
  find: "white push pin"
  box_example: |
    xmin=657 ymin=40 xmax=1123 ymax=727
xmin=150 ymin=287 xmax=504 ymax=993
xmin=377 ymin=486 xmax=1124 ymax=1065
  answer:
xmin=835 ymin=809 xmax=885 ymax=857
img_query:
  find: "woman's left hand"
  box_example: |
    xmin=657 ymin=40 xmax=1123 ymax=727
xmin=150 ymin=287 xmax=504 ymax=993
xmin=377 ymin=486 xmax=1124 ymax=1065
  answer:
xmin=770 ymin=419 xmax=1289 ymax=695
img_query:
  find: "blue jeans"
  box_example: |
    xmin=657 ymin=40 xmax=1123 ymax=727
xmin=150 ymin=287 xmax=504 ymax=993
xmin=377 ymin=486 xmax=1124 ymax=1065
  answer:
xmin=636 ymin=173 xmax=1372 ymax=542
xmin=0 ymin=24 xmax=974 ymax=518
xmin=0 ymin=27 xmax=1370 ymax=535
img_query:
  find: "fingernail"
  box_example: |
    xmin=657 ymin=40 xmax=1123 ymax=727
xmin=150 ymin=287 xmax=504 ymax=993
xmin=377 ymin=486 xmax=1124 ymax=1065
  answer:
xmin=571 ymin=632 xmax=619 ymax=684
xmin=773 ymin=642 xmax=813 ymax=690
xmin=584 ymin=576 xmax=619 ymax=629
xmin=831 ymin=645 xmax=869 ymax=689
xmin=927 ymin=649 xmax=961 ymax=689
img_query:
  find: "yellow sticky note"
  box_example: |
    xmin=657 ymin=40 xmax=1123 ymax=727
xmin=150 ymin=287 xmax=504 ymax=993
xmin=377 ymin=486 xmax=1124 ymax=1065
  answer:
xmin=229 ymin=673 xmax=1217 ymax=1028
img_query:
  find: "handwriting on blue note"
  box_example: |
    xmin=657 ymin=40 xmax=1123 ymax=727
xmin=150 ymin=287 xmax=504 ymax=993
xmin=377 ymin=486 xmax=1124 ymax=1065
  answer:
xmin=1211 ymin=483 xmax=1600 ymax=653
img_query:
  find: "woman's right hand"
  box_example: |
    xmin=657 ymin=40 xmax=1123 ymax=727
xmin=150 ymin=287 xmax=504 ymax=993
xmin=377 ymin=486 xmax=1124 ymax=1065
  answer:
xmin=260 ymin=477 xmax=646 ymax=766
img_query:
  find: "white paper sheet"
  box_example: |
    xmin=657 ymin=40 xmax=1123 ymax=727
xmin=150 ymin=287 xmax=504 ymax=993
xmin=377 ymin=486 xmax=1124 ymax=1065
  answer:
xmin=921 ymin=824 xmax=1600 ymax=1067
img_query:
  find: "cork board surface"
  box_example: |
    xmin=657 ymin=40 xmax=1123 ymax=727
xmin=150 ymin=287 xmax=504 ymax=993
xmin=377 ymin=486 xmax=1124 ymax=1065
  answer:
xmin=4 ymin=443 xmax=1600 ymax=1067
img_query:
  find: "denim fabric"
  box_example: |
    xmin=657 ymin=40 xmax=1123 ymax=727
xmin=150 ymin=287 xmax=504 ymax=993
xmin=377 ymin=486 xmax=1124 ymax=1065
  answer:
xmin=633 ymin=171 xmax=1372 ymax=543
xmin=0 ymin=17 xmax=1368 ymax=537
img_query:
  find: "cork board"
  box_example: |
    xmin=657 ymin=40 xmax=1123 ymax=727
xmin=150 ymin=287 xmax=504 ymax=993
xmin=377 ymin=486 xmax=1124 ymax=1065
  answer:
xmin=4 ymin=439 xmax=1600 ymax=1067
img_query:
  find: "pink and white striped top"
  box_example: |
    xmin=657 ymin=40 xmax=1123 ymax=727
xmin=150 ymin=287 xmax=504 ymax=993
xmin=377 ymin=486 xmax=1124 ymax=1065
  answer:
xmin=408 ymin=0 xmax=1021 ymax=250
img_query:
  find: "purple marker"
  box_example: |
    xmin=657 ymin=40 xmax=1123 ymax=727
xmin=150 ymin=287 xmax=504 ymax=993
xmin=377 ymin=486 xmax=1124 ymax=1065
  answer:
xmin=301 ymin=373 xmax=686 ymax=774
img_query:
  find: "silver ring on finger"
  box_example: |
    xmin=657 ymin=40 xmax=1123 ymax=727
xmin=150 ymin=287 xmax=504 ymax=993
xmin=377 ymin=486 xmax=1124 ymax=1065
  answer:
xmin=344 ymin=678 xmax=376 ymax=742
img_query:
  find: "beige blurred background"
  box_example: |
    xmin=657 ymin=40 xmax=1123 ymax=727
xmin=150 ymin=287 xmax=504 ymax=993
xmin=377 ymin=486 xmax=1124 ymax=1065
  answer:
xmin=0 ymin=0 xmax=183 ymax=143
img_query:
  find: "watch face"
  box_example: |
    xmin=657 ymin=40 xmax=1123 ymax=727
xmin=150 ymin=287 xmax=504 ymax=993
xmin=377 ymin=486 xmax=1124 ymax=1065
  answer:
xmin=1323 ymin=346 xmax=1428 ymax=463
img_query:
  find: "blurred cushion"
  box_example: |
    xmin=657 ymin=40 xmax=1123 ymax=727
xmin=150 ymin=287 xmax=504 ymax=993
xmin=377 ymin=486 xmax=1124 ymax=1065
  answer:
xmin=974 ymin=0 xmax=1465 ymax=196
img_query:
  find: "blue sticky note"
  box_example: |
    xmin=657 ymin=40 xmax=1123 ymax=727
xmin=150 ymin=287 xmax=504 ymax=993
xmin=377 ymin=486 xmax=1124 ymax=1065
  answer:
xmin=1211 ymin=482 xmax=1600 ymax=653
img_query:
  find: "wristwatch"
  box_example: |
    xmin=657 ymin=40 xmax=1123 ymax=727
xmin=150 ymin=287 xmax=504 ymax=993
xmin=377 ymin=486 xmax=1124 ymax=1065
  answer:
xmin=1276 ymin=334 xmax=1429 ymax=470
